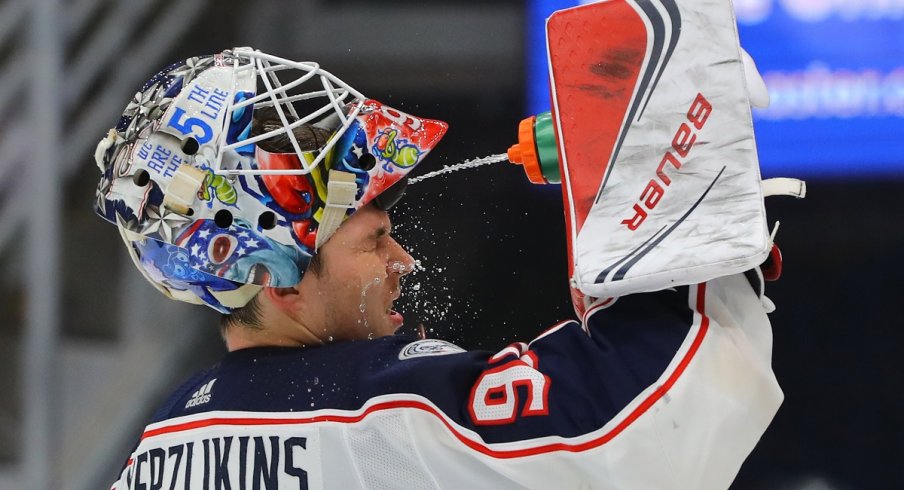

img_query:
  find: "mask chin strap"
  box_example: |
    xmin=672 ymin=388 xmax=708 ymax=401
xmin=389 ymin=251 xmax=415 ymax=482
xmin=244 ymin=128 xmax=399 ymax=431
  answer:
xmin=315 ymin=170 xmax=358 ymax=251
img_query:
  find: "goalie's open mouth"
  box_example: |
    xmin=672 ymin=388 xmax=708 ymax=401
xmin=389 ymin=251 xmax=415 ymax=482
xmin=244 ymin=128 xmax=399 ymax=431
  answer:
xmin=388 ymin=308 xmax=404 ymax=327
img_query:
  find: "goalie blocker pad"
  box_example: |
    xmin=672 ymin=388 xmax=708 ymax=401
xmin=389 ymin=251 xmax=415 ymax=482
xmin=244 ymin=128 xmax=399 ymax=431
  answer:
xmin=548 ymin=0 xmax=772 ymax=299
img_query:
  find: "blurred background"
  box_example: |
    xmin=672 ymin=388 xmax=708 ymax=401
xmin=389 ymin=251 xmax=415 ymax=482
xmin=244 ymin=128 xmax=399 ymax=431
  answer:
xmin=0 ymin=0 xmax=901 ymax=488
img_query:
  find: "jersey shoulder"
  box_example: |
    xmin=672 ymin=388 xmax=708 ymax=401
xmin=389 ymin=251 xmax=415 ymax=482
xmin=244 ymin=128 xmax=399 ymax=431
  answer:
xmin=150 ymin=335 xmax=487 ymax=422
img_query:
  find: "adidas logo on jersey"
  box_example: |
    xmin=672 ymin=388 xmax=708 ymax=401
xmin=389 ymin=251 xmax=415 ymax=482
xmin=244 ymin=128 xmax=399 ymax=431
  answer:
xmin=185 ymin=378 xmax=217 ymax=409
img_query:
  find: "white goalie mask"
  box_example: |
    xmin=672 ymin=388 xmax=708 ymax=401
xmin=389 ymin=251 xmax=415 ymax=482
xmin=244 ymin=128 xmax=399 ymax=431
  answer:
xmin=94 ymin=47 xmax=448 ymax=312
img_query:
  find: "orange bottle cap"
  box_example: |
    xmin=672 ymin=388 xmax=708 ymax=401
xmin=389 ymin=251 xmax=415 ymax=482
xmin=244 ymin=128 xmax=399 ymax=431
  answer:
xmin=508 ymin=116 xmax=546 ymax=184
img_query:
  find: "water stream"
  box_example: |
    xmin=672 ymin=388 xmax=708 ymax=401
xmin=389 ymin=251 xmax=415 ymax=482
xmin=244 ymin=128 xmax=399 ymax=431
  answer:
xmin=408 ymin=153 xmax=509 ymax=185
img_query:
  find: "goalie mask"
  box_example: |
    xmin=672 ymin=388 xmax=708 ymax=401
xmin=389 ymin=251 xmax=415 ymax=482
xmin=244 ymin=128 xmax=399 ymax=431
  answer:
xmin=94 ymin=47 xmax=448 ymax=313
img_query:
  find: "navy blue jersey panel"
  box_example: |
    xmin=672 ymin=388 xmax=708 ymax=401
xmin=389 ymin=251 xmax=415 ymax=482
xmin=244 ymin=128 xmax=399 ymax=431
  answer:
xmin=148 ymin=286 xmax=695 ymax=446
xmin=581 ymin=286 xmax=695 ymax=400
xmin=153 ymin=336 xmax=490 ymax=421
xmin=526 ymin=287 xmax=694 ymax=436
xmin=445 ymin=287 xmax=694 ymax=443
xmin=151 ymin=366 xmax=220 ymax=421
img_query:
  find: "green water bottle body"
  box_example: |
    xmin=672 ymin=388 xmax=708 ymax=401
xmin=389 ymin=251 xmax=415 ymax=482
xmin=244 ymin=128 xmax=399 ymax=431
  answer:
xmin=507 ymin=111 xmax=561 ymax=185
xmin=533 ymin=112 xmax=560 ymax=184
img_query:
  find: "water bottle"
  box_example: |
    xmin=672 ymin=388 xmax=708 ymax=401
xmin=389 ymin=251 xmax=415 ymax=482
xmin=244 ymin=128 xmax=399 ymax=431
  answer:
xmin=506 ymin=112 xmax=560 ymax=185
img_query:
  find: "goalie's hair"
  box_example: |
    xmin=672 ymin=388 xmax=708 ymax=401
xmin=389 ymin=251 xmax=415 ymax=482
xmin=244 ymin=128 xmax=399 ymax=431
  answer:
xmin=219 ymin=108 xmax=330 ymax=333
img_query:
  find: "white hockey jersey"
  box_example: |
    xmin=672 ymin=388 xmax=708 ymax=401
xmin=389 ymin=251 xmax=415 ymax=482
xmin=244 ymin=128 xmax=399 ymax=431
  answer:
xmin=111 ymin=273 xmax=781 ymax=489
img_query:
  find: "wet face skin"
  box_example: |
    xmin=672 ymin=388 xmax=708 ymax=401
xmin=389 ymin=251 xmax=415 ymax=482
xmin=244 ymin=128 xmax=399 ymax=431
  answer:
xmin=224 ymin=203 xmax=415 ymax=351
xmin=298 ymin=204 xmax=415 ymax=341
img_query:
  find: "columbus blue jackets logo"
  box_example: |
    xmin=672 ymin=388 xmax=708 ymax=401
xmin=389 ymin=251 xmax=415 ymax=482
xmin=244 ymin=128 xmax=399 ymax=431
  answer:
xmin=398 ymin=339 xmax=466 ymax=360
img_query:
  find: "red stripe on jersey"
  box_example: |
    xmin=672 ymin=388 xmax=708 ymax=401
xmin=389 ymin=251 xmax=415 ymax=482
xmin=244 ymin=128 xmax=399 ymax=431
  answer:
xmin=582 ymin=297 xmax=617 ymax=325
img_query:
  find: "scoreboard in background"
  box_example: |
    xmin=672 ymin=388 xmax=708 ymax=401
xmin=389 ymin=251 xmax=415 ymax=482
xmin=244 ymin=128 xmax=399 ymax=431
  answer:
xmin=527 ymin=0 xmax=904 ymax=178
